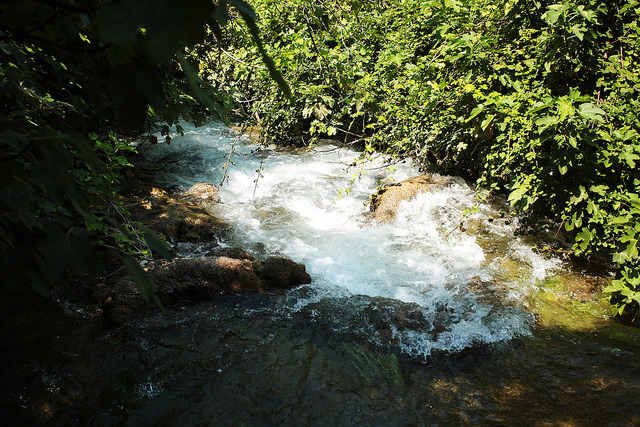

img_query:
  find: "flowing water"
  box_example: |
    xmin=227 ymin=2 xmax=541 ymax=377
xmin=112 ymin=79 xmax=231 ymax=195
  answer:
xmin=3 ymin=122 xmax=640 ymax=426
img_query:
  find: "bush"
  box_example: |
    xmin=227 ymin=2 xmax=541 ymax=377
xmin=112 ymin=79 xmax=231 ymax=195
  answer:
xmin=204 ymin=0 xmax=640 ymax=322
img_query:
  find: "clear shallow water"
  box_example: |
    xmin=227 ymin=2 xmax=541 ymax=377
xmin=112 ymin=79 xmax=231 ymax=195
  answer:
xmin=3 ymin=122 xmax=640 ymax=425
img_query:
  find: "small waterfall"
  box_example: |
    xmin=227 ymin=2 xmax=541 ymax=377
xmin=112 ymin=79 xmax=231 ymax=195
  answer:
xmin=142 ymin=121 xmax=560 ymax=358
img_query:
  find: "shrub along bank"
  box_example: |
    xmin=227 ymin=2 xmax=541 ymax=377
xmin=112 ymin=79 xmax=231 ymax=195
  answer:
xmin=200 ymin=0 xmax=640 ymax=322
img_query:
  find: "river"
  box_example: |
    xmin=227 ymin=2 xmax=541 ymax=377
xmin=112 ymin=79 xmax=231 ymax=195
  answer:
xmin=2 ymin=122 xmax=640 ymax=425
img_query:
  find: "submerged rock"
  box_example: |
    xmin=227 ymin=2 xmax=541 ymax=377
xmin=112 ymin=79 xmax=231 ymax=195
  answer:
xmin=466 ymin=276 xmax=515 ymax=307
xmin=370 ymin=175 xmax=454 ymax=222
xmin=102 ymin=252 xmax=312 ymax=326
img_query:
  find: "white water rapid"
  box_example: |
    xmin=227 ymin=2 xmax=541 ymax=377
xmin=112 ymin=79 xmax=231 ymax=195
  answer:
xmin=141 ymin=121 xmax=560 ymax=359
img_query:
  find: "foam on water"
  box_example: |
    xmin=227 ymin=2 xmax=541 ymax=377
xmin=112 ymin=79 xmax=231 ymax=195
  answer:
xmin=143 ymin=122 xmax=561 ymax=357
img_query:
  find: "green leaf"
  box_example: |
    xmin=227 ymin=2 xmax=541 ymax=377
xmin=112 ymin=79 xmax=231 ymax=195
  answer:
xmin=214 ymin=1 xmax=230 ymax=25
xmin=556 ymin=98 xmax=574 ymax=121
xmin=234 ymin=7 xmax=291 ymax=99
xmin=143 ymin=0 xmax=187 ymax=62
xmin=576 ymin=228 xmax=594 ymax=251
xmin=124 ymin=256 xmax=165 ymax=312
xmin=28 ymin=271 xmax=50 ymax=297
xmin=610 ymin=215 xmax=633 ymax=226
xmin=535 ymin=115 xmax=559 ymax=131
xmin=97 ymin=0 xmax=144 ymax=45
xmin=621 ymin=240 xmax=639 ymax=261
xmin=481 ymin=114 xmax=495 ymax=132
xmin=578 ymin=103 xmax=606 ymax=122
xmin=590 ymin=184 xmax=609 ymax=196
xmin=0 ymin=42 xmax=12 ymax=55
xmin=570 ymin=25 xmax=585 ymax=41
xmin=230 ymin=0 xmax=257 ymax=20
xmin=576 ymin=5 xmax=599 ymax=24
xmin=508 ymin=186 xmax=527 ymax=203
xmin=138 ymin=224 xmax=173 ymax=261
xmin=543 ymin=4 xmax=566 ymax=25
xmin=620 ymin=147 xmax=640 ymax=168
xmin=176 ymin=53 xmax=228 ymax=123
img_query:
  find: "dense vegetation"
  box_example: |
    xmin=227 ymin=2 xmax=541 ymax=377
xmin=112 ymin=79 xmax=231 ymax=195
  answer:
xmin=0 ymin=0 xmax=287 ymax=303
xmin=2 ymin=0 xmax=639 ymax=323
xmin=199 ymin=0 xmax=640 ymax=322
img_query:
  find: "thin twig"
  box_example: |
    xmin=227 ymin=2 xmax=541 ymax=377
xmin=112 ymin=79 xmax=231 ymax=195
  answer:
xmin=217 ymin=45 xmax=267 ymax=70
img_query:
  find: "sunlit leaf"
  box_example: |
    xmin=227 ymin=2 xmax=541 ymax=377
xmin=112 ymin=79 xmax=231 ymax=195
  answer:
xmin=556 ymin=98 xmax=574 ymax=121
xmin=578 ymin=103 xmax=606 ymax=122
xmin=535 ymin=115 xmax=559 ymax=131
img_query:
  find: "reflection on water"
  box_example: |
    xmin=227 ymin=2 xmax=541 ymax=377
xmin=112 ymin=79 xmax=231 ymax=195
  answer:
xmin=2 ymin=293 xmax=640 ymax=425
xmin=2 ymin=122 xmax=640 ymax=425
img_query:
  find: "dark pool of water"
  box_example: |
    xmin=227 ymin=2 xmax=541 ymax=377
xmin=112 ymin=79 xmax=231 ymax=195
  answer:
xmin=2 ymin=290 xmax=640 ymax=426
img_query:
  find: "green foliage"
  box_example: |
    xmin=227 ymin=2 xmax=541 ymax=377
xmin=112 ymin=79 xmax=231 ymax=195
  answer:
xmin=208 ymin=0 xmax=640 ymax=322
xmin=0 ymin=0 xmax=282 ymax=300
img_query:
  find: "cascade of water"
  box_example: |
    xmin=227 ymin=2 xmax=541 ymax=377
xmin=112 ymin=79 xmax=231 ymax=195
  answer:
xmin=142 ymin=121 xmax=560 ymax=357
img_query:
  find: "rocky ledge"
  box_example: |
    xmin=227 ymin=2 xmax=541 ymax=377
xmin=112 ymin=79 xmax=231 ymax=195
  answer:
xmin=96 ymin=180 xmax=312 ymax=326
xmin=103 ymin=249 xmax=311 ymax=326
xmin=122 ymin=181 xmax=230 ymax=244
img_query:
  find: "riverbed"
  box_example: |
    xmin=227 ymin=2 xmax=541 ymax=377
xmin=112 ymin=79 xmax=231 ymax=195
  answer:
xmin=2 ymin=122 xmax=640 ymax=425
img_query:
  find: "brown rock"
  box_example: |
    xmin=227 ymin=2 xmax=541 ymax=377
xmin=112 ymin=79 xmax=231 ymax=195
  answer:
xmin=230 ymin=125 xmax=262 ymax=142
xmin=90 ymin=283 xmax=111 ymax=304
xmin=370 ymin=175 xmax=454 ymax=222
xmin=466 ymin=276 xmax=512 ymax=306
xmin=183 ymin=182 xmax=221 ymax=206
xmin=147 ymin=256 xmax=263 ymax=296
xmin=102 ymin=280 xmax=146 ymax=326
xmin=123 ymin=184 xmax=229 ymax=244
xmin=255 ymin=257 xmax=313 ymax=289
xmin=102 ymin=254 xmax=312 ymax=326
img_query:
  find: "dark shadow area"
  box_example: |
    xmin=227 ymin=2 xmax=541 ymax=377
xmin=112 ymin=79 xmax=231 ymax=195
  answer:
xmin=2 ymin=291 xmax=640 ymax=426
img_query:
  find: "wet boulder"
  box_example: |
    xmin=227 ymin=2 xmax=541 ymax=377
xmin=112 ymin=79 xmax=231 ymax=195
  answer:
xmin=124 ymin=184 xmax=229 ymax=244
xmin=254 ymin=257 xmax=314 ymax=289
xmin=370 ymin=175 xmax=454 ymax=222
xmin=102 ymin=252 xmax=312 ymax=326
xmin=183 ymin=182 xmax=221 ymax=207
